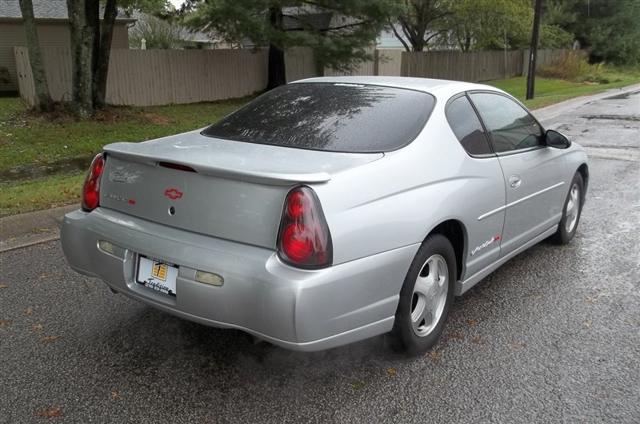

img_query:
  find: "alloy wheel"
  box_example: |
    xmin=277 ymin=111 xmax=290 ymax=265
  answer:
xmin=565 ymin=183 xmax=580 ymax=233
xmin=411 ymin=254 xmax=449 ymax=337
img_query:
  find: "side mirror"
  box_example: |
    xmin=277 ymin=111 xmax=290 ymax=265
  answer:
xmin=545 ymin=129 xmax=571 ymax=149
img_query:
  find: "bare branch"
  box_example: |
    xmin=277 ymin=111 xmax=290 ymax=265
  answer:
xmin=388 ymin=20 xmax=411 ymax=52
xmin=322 ymin=21 xmax=368 ymax=32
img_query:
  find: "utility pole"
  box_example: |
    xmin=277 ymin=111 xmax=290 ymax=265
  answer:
xmin=526 ymin=0 xmax=543 ymax=100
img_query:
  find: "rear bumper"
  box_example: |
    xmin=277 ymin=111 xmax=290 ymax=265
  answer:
xmin=61 ymin=208 xmax=418 ymax=351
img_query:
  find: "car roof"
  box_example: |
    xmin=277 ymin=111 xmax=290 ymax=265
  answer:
xmin=293 ymin=76 xmax=503 ymax=100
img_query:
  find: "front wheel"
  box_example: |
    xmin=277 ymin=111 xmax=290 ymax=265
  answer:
xmin=390 ymin=234 xmax=456 ymax=354
xmin=551 ymin=172 xmax=584 ymax=244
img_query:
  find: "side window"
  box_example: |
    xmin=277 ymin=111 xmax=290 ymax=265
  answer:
xmin=469 ymin=92 xmax=543 ymax=153
xmin=446 ymin=95 xmax=493 ymax=156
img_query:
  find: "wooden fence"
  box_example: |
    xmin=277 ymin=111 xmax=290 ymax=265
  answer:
xmin=522 ymin=48 xmax=577 ymax=76
xmin=322 ymin=48 xmax=402 ymax=77
xmin=14 ymin=46 xmax=573 ymax=107
xmin=402 ymin=49 xmax=573 ymax=82
xmin=377 ymin=49 xmax=403 ymax=76
xmin=107 ymin=49 xmax=268 ymax=105
xmin=402 ymin=50 xmax=524 ymax=81
xmin=14 ymin=46 xmax=331 ymax=106
xmin=15 ymin=47 xmax=269 ymax=106
xmin=285 ymin=47 xmax=318 ymax=82
xmin=13 ymin=47 xmax=39 ymax=105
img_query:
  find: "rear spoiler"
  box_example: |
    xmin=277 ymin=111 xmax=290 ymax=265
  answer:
xmin=103 ymin=144 xmax=331 ymax=186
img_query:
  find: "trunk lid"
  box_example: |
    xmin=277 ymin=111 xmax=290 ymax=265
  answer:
xmin=100 ymin=130 xmax=382 ymax=248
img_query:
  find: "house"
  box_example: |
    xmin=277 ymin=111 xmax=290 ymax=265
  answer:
xmin=0 ymin=0 xmax=135 ymax=93
xmin=127 ymin=12 xmax=240 ymax=50
xmin=376 ymin=25 xmax=455 ymax=50
xmin=377 ymin=28 xmax=407 ymax=49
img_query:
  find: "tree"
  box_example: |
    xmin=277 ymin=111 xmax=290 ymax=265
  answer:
xmin=18 ymin=0 xmax=53 ymax=111
xmin=390 ymin=0 xmax=449 ymax=52
xmin=185 ymin=0 xmax=398 ymax=89
xmin=542 ymin=0 xmax=577 ymax=28
xmin=539 ymin=24 xmax=573 ymax=49
xmin=571 ymin=0 xmax=640 ymax=65
xmin=91 ymin=0 xmax=119 ymax=107
xmin=539 ymin=0 xmax=576 ymax=48
xmin=67 ymin=0 xmax=93 ymax=116
xmin=445 ymin=0 xmax=532 ymax=52
xmin=391 ymin=0 xmax=572 ymax=52
xmin=66 ymin=0 xmax=169 ymax=116
xmin=129 ymin=14 xmax=184 ymax=49
xmin=536 ymin=0 xmax=640 ymax=64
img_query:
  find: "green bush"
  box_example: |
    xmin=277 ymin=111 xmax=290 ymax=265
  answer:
xmin=538 ymin=51 xmax=605 ymax=82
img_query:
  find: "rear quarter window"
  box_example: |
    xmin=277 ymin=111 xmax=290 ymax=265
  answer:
xmin=202 ymin=82 xmax=436 ymax=153
xmin=445 ymin=95 xmax=493 ymax=156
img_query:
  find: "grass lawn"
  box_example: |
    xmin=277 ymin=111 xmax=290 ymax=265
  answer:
xmin=1 ymin=69 xmax=639 ymax=216
xmin=0 ymin=96 xmax=249 ymax=173
xmin=489 ymin=69 xmax=640 ymax=109
xmin=0 ymin=97 xmax=249 ymax=216
xmin=0 ymin=173 xmax=84 ymax=216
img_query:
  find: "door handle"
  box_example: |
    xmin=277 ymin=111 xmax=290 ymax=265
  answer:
xmin=509 ymin=175 xmax=522 ymax=188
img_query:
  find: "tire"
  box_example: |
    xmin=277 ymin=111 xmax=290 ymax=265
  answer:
xmin=390 ymin=234 xmax=456 ymax=354
xmin=551 ymin=172 xmax=584 ymax=244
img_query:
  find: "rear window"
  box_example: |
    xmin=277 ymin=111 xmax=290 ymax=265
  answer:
xmin=202 ymin=82 xmax=436 ymax=153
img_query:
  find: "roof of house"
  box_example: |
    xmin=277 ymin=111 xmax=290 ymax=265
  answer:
xmin=0 ymin=0 xmax=135 ymax=21
xmin=282 ymin=7 xmax=333 ymax=31
xmin=281 ymin=5 xmax=356 ymax=32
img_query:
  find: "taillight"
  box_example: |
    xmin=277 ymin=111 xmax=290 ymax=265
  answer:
xmin=82 ymin=153 xmax=105 ymax=212
xmin=277 ymin=186 xmax=332 ymax=269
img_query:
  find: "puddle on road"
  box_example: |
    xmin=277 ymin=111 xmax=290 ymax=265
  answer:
xmin=604 ymin=90 xmax=640 ymax=100
xmin=0 ymin=156 xmax=92 ymax=183
xmin=581 ymin=114 xmax=640 ymax=121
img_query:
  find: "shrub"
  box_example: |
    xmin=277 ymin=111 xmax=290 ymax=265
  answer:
xmin=129 ymin=14 xmax=184 ymax=49
xmin=537 ymin=51 xmax=607 ymax=82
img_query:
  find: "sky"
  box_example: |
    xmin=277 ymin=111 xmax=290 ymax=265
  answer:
xmin=168 ymin=0 xmax=184 ymax=9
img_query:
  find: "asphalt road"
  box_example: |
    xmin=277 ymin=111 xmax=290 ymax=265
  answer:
xmin=1 ymin=90 xmax=639 ymax=423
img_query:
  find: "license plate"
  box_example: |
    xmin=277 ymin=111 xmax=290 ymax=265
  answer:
xmin=136 ymin=256 xmax=178 ymax=296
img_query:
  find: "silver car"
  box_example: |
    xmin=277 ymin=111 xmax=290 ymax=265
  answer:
xmin=61 ymin=77 xmax=588 ymax=353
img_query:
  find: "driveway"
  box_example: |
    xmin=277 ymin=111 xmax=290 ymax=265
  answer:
xmin=1 ymin=88 xmax=639 ymax=423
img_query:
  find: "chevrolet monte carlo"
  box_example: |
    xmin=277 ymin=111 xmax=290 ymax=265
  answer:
xmin=61 ymin=77 xmax=588 ymax=353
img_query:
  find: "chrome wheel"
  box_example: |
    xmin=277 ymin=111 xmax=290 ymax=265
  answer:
xmin=411 ymin=254 xmax=448 ymax=337
xmin=565 ymin=183 xmax=580 ymax=233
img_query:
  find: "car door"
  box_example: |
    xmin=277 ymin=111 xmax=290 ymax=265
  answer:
xmin=445 ymin=94 xmax=505 ymax=278
xmin=468 ymin=91 xmax=567 ymax=256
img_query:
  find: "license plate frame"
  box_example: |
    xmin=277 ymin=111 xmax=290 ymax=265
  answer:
xmin=136 ymin=256 xmax=178 ymax=297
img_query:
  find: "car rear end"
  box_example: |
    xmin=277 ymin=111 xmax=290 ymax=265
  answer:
xmin=61 ymin=81 xmax=436 ymax=351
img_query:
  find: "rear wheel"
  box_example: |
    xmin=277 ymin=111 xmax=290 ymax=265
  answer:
xmin=391 ymin=234 xmax=456 ymax=354
xmin=551 ymin=172 xmax=584 ymax=244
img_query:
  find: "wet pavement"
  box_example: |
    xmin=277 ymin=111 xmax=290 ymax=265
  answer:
xmin=1 ymin=90 xmax=639 ymax=423
xmin=547 ymin=88 xmax=640 ymax=162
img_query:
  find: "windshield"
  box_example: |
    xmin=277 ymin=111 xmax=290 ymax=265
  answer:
xmin=202 ymin=82 xmax=436 ymax=153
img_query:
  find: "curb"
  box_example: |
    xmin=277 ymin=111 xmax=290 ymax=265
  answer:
xmin=0 ymin=204 xmax=77 ymax=252
xmin=533 ymin=83 xmax=640 ymax=123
